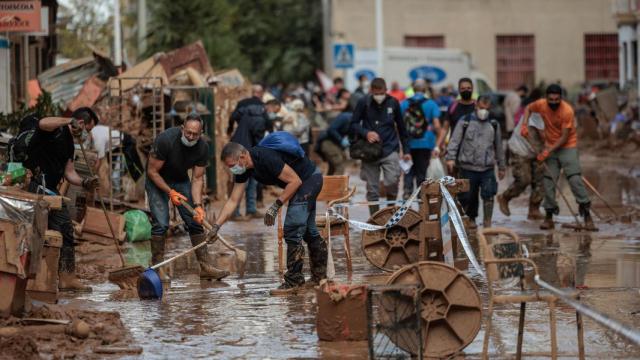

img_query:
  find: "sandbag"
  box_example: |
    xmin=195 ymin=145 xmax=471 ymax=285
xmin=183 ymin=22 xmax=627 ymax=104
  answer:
xmin=124 ymin=210 xmax=151 ymax=243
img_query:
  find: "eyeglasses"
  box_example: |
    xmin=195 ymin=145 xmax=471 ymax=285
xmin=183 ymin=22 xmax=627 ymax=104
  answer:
xmin=183 ymin=130 xmax=202 ymax=137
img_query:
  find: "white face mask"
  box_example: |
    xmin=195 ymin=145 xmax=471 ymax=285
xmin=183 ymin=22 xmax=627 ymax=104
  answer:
xmin=230 ymin=164 xmax=246 ymax=175
xmin=373 ymin=94 xmax=386 ymax=104
xmin=476 ymin=109 xmax=490 ymax=121
xmin=181 ymin=135 xmax=198 ymax=147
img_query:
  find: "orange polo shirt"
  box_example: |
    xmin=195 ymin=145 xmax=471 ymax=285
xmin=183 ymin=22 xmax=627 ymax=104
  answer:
xmin=527 ymin=99 xmax=577 ymax=149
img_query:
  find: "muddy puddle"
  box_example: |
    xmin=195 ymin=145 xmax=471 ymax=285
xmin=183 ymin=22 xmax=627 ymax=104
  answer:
xmin=64 ymin=159 xmax=640 ymax=359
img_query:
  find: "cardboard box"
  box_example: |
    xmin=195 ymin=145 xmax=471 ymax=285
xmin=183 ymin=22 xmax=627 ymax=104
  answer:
xmin=82 ymin=206 xmax=125 ymax=240
xmin=316 ymin=282 xmax=368 ymax=341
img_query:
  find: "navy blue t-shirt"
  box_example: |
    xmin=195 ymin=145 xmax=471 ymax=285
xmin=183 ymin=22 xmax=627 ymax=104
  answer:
xmin=234 ymin=147 xmax=315 ymax=189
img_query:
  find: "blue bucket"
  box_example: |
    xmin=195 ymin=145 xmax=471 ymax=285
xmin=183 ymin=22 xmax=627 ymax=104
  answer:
xmin=137 ymin=268 xmax=163 ymax=300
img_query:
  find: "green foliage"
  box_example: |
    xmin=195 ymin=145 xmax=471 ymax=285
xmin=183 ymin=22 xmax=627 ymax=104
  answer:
xmin=145 ymin=0 xmax=322 ymax=84
xmin=56 ymin=0 xmax=114 ymax=59
xmin=0 ymin=91 xmax=63 ymax=134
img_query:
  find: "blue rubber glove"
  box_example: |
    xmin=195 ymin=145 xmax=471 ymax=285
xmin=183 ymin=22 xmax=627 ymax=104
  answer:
xmin=340 ymin=137 xmax=350 ymax=148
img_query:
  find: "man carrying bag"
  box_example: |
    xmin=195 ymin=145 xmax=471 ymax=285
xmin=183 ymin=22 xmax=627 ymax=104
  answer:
xmin=350 ymin=77 xmax=411 ymax=215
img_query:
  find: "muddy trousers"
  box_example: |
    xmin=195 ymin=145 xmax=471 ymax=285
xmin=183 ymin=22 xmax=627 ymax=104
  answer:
xmin=145 ymin=178 xmax=204 ymax=236
xmin=403 ymin=148 xmax=432 ymax=199
xmin=458 ymin=169 xmax=498 ymax=221
xmin=361 ymin=152 xmax=401 ymax=215
xmin=502 ymin=154 xmax=544 ymax=207
xmin=541 ymin=148 xmax=590 ymax=214
xmin=283 ymin=172 xmax=327 ymax=286
xmin=320 ymin=140 xmax=347 ymax=175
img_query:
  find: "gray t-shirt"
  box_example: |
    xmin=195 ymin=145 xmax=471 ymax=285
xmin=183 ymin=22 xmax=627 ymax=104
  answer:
xmin=508 ymin=113 xmax=545 ymax=158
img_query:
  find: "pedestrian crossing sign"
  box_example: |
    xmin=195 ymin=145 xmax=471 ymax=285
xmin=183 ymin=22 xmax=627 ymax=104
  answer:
xmin=333 ymin=43 xmax=354 ymax=69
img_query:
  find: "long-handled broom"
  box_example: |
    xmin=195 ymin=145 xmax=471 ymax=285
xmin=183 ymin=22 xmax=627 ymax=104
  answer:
xmin=75 ymin=138 xmax=144 ymax=289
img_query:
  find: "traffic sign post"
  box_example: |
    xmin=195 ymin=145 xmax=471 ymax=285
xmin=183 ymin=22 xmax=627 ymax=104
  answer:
xmin=333 ymin=43 xmax=354 ymax=69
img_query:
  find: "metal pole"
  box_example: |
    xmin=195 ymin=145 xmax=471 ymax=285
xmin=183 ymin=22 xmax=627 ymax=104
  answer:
xmin=375 ymin=0 xmax=384 ymax=76
xmin=322 ymin=0 xmax=332 ymax=73
xmin=535 ymin=275 xmax=640 ymax=347
xmin=113 ymin=0 xmax=122 ymax=67
xmin=137 ymin=0 xmax=147 ymax=57
xmin=23 ymin=35 xmax=29 ymax=105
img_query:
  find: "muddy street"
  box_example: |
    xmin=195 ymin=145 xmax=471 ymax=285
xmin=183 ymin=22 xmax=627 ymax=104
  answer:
xmin=50 ymin=157 xmax=639 ymax=359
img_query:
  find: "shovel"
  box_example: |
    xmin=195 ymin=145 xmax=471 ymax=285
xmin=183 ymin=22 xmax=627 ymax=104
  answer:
xmin=178 ymin=199 xmax=247 ymax=277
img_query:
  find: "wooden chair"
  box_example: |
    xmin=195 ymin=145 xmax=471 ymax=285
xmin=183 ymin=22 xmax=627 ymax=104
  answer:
xmin=277 ymin=175 xmax=356 ymax=273
xmin=478 ymin=227 xmax=585 ymax=360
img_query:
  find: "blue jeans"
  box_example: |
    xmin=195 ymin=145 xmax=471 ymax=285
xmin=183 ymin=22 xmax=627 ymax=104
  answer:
xmin=458 ymin=168 xmax=498 ymax=220
xmin=145 ymin=177 xmax=204 ymax=236
xmin=282 ymin=171 xmax=325 ymax=286
xmin=233 ymin=177 xmax=258 ymax=216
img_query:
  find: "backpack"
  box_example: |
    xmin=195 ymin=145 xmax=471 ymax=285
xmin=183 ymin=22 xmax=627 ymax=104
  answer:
xmin=8 ymin=114 xmax=39 ymax=169
xmin=258 ymin=131 xmax=305 ymax=158
xmin=403 ymin=98 xmax=428 ymax=139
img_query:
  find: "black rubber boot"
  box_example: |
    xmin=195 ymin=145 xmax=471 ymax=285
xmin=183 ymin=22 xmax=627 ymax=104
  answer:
xmin=540 ymin=210 xmax=555 ymax=230
xmin=579 ymin=203 xmax=598 ymax=232
xmin=483 ymin=199 xmax=494 ymax=228
xmin=191 ymin=233 xmax=230 ymax=281
xmin=271 ymin=243 xmax=305 ymax=295
xmin=306 ymin=236 xmax=328 ymax=286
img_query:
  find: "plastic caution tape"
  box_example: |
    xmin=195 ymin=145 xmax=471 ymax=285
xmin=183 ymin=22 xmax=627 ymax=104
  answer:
xmin=328 ymin=184 xmax=424 ymax=231
xmin=439 ymin=176 xmax=486 ymax=279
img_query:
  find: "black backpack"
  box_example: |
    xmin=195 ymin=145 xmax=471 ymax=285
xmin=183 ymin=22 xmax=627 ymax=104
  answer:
xmin=403 ymin=98 xmax=428 ymax=139
xmin=8 ymin=114 xmax=39 ymax=169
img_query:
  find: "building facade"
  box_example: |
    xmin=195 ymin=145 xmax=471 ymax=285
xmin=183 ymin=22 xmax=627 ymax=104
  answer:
xmin=613 ymin=0 xmax=640 ymax=91
xmin=331 ymin=0 xmax=618 ymax=90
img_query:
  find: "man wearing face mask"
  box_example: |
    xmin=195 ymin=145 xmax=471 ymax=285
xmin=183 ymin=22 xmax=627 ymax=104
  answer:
xmin=521 ymin=84 xmax=595 ymax=231
xmin=213 ymin=140 xmax=326 ymax=295
xmin=350 ymin=77 xmax=412 ymax=215
xmin=445 ymin=95 xmax=506 ymax=228
xmin=146 ymin=114 xmax=230 ymax=281
xmin=228 ymin=85 xmax=270 ymax=220
xmin=440 ymin=78 xmax=477 ymax=160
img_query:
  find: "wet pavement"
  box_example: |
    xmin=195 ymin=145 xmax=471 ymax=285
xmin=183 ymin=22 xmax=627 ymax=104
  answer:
xmin=65 ymin=155 xmax=640 ymax=359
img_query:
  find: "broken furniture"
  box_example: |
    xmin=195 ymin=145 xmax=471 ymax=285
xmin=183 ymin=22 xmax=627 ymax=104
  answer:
xmin=276 ymin=175 xmax=356 ymax=273
xmin=478 ymin=227 xmax=585 ymax=360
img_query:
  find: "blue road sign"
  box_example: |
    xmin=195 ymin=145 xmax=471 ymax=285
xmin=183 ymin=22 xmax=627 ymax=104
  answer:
xmin=333 ymin=43 xmax=354 ymax=69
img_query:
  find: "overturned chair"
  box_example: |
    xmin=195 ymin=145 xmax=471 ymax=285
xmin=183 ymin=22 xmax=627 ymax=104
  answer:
xmin=277 ymin=175 xmax=356 ymax=272
xmin=478 ymin=227 xmax=585 ymax=360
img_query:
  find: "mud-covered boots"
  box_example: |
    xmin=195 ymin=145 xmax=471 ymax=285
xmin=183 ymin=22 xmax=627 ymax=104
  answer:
xmin=540 ymin=211 xmax=555 ymax=230
xmin=527 ymin=204 xmax=545 ymax=220
xmin=579 ymin=203 xmax=598 ymax=232
xmin=306 ymin=236 xmax=328 ymax=287
xmin=58 ymin=272 xmax=92 ymax=292
xmin=150 ymin=235 xmax=171 ymax=283
xmin=482 ymin=199 xmax=494 ymax=228
xmin=270 ymin=243 xmax=305 ymax=295
xmin=191 ymin=233 xmax=230 ymax=280
xmin=497 ymin=193 xmax=511 ymax=216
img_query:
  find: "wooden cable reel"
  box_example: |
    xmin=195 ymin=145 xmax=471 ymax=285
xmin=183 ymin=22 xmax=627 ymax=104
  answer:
xmin=381 ymin=261 xmax=482 ymax=358
xmin=361 ymin=206 xmax=423 ymax=271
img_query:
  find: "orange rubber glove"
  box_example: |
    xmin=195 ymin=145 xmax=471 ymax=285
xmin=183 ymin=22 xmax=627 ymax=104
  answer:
xmin=520 ymin=123 xmax=529 ymax=138
xmin=194 ymin=206 xmax=205 ymax=225
xmin=169 ymin=189 xmax=187 ymax=206
xmin=536 ymin=149 xmax=550 ymax=162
